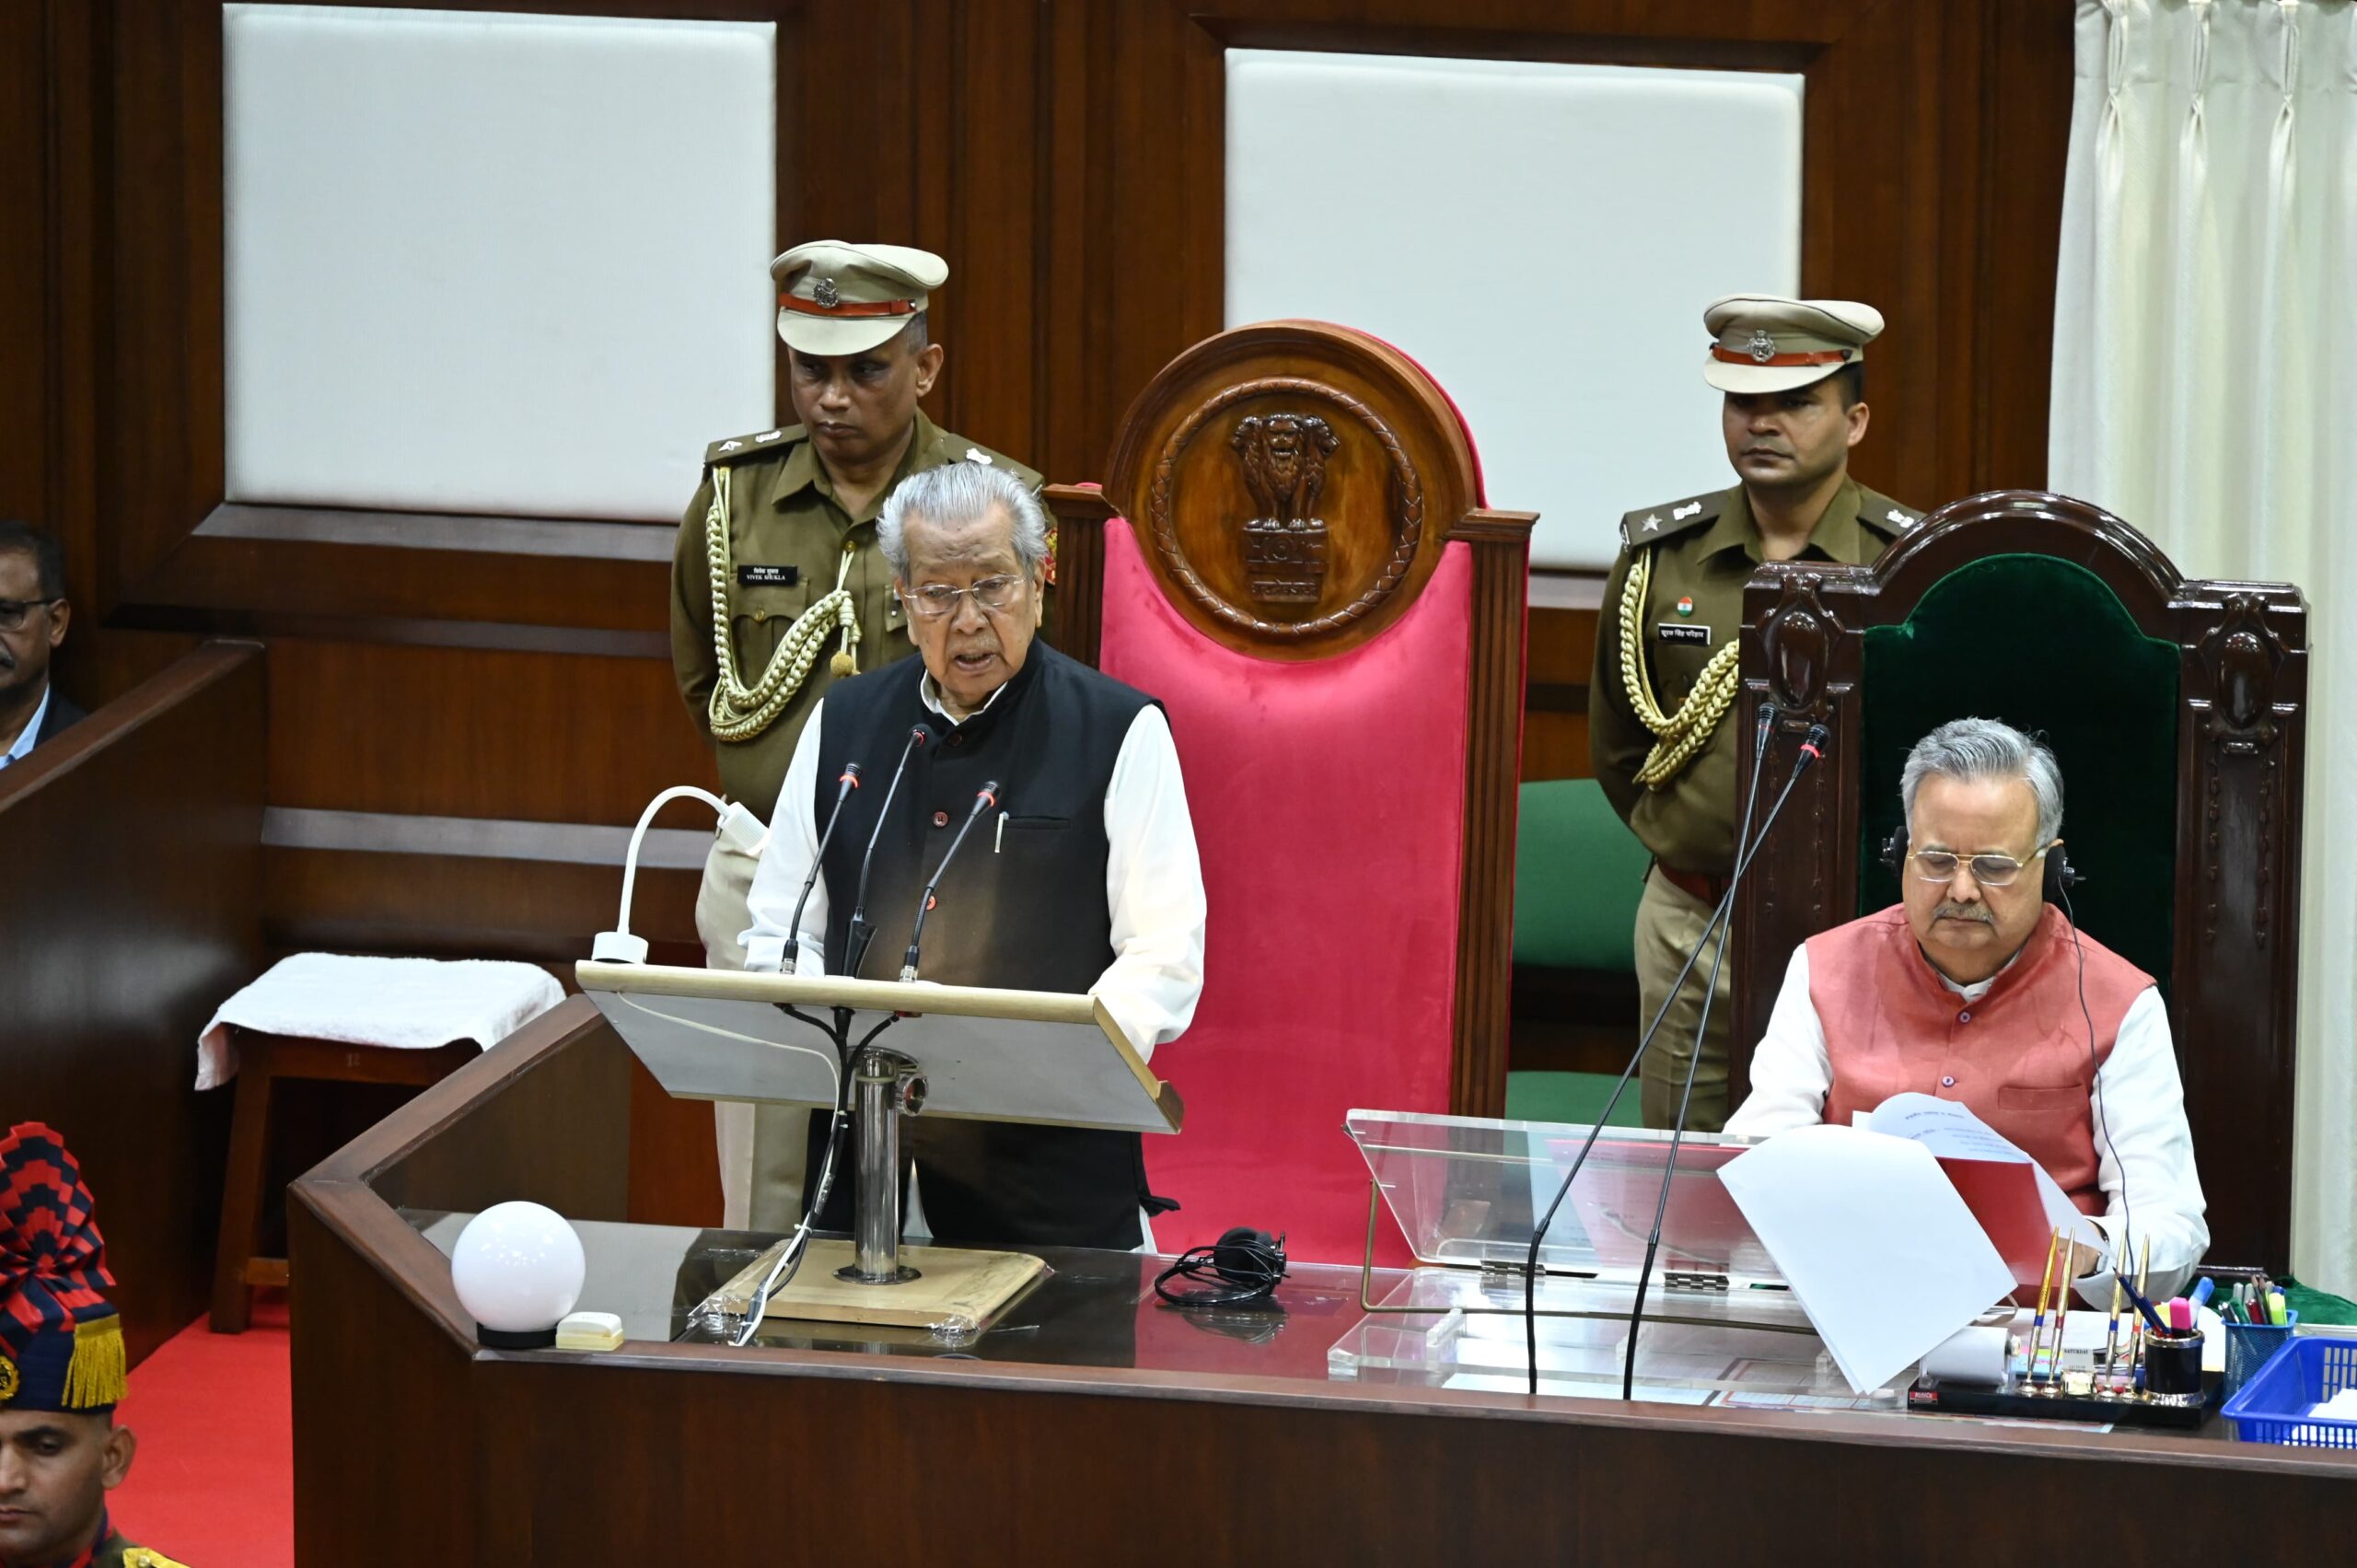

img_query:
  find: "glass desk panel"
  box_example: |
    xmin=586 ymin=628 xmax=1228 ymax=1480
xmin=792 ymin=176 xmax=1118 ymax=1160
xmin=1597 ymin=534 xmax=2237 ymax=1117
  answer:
xmin=1346 ymin=1109 xmax=1782 ymax=1283
xmin=1328 ymin=1266 xmax=1898 ymax=1408
xmin=405 ymin=1211 xmax=1371 ymax=1380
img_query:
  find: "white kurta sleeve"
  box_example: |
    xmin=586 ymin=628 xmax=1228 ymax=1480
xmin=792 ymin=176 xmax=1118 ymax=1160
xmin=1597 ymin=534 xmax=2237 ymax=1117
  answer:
xmin=1721 ymin=947 xmax=1833 ymax=1139
xmin=739 ymin=701 xmax=830 ymax=976
xmin=1092 ymin=705 xmax=1207 ymax=1063
xmin=2070 ymin=985 xmax=2210 ymax=1305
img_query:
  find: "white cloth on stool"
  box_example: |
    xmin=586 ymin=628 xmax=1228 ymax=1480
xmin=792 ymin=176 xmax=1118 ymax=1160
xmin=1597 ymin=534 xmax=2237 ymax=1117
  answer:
xmin=195 ymin=953 xmax=565 ymax=1090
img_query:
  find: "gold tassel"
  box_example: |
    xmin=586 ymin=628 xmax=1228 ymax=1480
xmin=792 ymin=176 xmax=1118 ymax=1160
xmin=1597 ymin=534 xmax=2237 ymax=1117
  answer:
xmin=64 ymin=1315 xmax=126 ymax=1410
xmin=830 ymin=649 xmax=856 ymax=678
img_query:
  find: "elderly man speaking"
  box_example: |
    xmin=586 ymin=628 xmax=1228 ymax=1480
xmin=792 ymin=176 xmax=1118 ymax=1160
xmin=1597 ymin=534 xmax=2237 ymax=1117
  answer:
xmin=1725 ymin=718 xmax=2208 ymax=1301
xmin=741 ymin=463 xmax=1206 ymax=1249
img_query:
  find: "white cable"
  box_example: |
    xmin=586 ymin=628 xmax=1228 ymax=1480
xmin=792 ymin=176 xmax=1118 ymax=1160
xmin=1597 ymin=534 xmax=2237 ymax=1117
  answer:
xmin=598 ymin=786 xmax=770 ymax=963
xmin=609 ymin=994 xmax=842 ymax=1109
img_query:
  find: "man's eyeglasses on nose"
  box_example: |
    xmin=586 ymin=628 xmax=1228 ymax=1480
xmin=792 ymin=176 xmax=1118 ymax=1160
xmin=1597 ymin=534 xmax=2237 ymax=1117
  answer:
xmin=1905 ymin=844 xmax=2055 ymax=889
xmin=900 ymin=575 xmax=1024 ymax=620
xmin=0 ymin=598 xmax=60 ymax=633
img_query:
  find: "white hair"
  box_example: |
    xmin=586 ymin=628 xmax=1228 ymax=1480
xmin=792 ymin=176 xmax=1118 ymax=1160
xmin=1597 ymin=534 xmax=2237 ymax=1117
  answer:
xmin=1900 ymin=717 xmax=2064 ymax=844
xmin=876 ymin=462 xmax=1049 ymax=581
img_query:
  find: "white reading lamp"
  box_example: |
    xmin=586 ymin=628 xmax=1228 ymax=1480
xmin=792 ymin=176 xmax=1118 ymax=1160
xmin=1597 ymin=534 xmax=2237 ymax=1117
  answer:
xmin=591 ymin=786 xmax=769 ymax=965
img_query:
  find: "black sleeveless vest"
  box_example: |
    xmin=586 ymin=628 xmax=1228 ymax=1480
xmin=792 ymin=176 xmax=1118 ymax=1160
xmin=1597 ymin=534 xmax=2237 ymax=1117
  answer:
xmin=804 ymin=643 xmax=1166 ymax=1249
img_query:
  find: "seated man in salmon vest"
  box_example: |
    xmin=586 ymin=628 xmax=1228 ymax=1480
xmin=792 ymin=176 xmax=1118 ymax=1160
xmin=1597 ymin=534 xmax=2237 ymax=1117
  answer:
xmin=1725 ymin=718 xmax=2208 ymax=1301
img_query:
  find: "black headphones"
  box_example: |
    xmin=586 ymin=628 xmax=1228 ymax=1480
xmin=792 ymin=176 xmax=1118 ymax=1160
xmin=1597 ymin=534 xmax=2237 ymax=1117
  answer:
xmin=1154 ymin=1226 xmax=1287 ymax=1309
xmin=1879 ymin=825 xmax=2080 ymax=900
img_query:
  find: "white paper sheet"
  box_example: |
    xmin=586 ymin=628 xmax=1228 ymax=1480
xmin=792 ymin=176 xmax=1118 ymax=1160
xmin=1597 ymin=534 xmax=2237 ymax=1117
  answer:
xmin=1867 ymin=1093 xmax=2089 ymax=1237
xmin=1718 ymin=1125 xmax=2016 ymax=1393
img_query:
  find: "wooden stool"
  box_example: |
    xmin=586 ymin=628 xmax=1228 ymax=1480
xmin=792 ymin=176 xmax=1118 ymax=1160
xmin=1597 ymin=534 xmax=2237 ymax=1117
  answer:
xmin=209 ymin=1028 xmax=479 ymax=1332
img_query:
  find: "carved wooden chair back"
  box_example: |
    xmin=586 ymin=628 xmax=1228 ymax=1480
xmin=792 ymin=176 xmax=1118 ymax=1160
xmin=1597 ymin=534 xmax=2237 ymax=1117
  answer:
xmin=1046 ymin=320 xmax=1534 ymax=1263
xmin=1732 ymin=491 xmax=2306 ymax=1263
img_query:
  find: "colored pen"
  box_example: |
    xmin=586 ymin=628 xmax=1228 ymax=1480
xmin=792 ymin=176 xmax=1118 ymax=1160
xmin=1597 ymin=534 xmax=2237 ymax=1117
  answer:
xmin=2101 ymin=1272 xmax=2125 ymax=1385
xmin=2027 ymin=1229 xmax=2061 ymax=1382
xmin=2189 ymin=1276 xmax=2216 ymax=1312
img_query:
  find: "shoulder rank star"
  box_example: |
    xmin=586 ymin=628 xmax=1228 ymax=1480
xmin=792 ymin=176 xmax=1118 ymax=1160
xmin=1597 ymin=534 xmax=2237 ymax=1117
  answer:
xmin=1642 ymin=514 xmax=1661 ymax=532
xmin=719 ymin=440 xmax=742 ymax=452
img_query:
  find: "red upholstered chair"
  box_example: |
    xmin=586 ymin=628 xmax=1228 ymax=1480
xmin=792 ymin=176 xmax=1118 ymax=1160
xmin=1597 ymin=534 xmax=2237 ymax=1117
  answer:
xmin=1047 ymin=322 xmax=1533 ymax=1264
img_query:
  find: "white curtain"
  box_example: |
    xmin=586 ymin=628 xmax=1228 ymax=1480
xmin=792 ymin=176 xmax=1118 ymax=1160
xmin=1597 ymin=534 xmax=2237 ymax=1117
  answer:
xmin=2051 ymin=0 xmax=2357 ymax=1293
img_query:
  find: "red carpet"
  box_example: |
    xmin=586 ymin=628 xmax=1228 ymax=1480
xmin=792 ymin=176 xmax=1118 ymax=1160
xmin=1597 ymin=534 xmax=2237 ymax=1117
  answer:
xmin=110 ymin=1294 xmax=294 ymax=1568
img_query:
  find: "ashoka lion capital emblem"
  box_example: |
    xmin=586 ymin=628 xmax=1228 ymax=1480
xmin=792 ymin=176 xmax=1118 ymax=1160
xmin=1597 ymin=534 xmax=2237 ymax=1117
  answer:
xmin=1230 ymin=412 xmax=1341 ymax=605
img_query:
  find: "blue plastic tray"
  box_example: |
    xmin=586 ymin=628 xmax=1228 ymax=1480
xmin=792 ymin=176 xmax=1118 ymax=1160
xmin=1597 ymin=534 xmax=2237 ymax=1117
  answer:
xmin=2220 ymin=1336 xmax=2357 ymax=1446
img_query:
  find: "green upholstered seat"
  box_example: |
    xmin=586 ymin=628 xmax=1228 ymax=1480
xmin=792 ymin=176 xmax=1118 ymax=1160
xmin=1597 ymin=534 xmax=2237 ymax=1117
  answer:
xmin=1856 ymin=554 xmax=2179 ymax=993
xmin=1505 ymin=1069 xmax=1646 ymax=1128
xmin=1513 ymin=778 xmax=1652 ymax=973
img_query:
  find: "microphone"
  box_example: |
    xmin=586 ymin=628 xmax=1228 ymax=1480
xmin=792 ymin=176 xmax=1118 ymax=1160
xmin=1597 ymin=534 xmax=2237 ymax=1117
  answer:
xmin=899 ymin=781 xmax=1001 ymax=982
xmin=1521 ymin=718 xmax=1831 ymax=1397
xmin=843 ymin=726 xmax=930 ymax=978
xmin=780 ymin=761 xmax=862 ymax=975
xmin=1615 ymin=721 xmax=1830 ymax=1399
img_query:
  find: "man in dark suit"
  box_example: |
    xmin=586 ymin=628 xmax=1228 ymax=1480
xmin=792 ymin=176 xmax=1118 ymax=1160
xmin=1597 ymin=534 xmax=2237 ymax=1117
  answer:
xmin=0 ymin=520 xmax=81 ymax=772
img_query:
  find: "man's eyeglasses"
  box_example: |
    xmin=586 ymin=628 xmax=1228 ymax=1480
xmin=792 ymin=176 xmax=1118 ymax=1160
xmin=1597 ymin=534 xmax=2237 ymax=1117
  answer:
xmin=900 ymin=575 xmax=1025 ymax=620
xmin=0 ymin=598 xmax=60 ymax=633
xmin=1906 ymin=843 xmax=2056 ymax=889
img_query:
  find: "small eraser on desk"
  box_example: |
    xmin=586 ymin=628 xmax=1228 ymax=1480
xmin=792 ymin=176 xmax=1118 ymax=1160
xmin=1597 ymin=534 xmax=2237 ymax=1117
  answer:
xmin=556 ymin=1311 xmax=624 ymax=1352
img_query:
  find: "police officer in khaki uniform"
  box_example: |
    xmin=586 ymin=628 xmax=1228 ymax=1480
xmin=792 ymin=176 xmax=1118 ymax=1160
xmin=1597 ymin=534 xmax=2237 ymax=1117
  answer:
xmin=1590 ymin=295 xmax=1922 ymax=1132
xmin=671 ymin=240 xmax=1039 ymax=1228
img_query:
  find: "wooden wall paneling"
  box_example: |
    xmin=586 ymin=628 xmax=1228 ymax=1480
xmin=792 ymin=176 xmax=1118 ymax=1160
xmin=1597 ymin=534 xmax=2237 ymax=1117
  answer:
xmin=1960 ymin=0 xmax=2075 ymax=493
xmin=0 ymin=642 xmax=266 ymax=1365
xmin=0 ymin=1 xmax=50 ymax=524
xmin=263 ymin=850 xmax=702 ymax=966
xmin=263 ymin=639 xmax=713 ymax=821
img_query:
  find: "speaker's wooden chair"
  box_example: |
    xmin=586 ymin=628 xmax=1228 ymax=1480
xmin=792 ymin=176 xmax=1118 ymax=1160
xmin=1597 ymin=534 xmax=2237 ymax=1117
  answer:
xmin=1731 ymin=491 xmax=2307 ymax=1264
xmin=1047 ymin=321 xmax=1533 ymax=1264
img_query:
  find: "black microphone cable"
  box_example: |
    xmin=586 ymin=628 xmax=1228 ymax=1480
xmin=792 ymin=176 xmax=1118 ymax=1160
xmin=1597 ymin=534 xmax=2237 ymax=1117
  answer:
xmin=844 ymin=725 xmax=930 ymax=978
xmin=900 ymin=781 xmax=1001 ymax=982
xmin=1522 ymin=712 xmax=1817 ymax=1397
xmin=1614 ymin=722 xmax=1823 ymax=1399
xmin=781 ymin=762 xmax=862 ymax=975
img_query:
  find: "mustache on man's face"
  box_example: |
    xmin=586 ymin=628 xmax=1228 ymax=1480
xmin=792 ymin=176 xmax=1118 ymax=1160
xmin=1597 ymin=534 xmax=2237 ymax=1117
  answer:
xmin=1933 ymin=901 xmax=1994 ymax=924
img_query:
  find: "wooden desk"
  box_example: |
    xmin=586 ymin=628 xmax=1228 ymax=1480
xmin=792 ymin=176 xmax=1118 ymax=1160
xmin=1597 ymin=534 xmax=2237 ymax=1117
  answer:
xmin=291 ymin=1001 xmax=2357 ymax=1562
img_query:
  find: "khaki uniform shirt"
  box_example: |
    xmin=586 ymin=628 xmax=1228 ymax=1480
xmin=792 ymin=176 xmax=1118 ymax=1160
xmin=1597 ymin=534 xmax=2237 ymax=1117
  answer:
xmin=669 ymin=411 xmax=1040 ymax=813
xmin=1589 ymin=477 xmax=1922 ymax=877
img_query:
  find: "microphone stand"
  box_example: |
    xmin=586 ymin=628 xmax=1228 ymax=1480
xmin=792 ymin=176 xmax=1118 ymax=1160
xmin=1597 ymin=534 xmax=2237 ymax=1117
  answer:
xmin=782 ymin=763 xmax=862 ymax=975
xmin=1521 ymin=708 xmax=1814 ymax=1396
xmin=1618 ymin=722 xmax=1827 ymax=1400
xmin=845 ymin=725 xmax=930 ymax=978
xmin=900 ymin=782 xmax=1000 ymax=982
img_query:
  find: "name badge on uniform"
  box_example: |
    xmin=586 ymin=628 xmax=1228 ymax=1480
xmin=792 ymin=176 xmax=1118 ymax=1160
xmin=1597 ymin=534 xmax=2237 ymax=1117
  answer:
xmin=737 ymin=564 xmax=800 ymax=587
xmin=1656 ymin=623 xmax=1712 ymax=646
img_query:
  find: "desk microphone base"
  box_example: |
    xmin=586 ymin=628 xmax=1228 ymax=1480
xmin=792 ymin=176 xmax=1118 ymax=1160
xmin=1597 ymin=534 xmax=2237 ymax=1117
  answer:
xmin=722 ymin=1239 xmax=1049 ymax=1335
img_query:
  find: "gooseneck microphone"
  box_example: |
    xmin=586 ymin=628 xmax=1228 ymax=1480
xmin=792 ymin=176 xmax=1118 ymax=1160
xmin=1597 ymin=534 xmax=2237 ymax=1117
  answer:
xmin=844 ymin=726 xmax=930 ymax=978
xmin=1615 ymin=721 xmax=1829 ymax=1400
xmin=780 ymin=762 xmax=863 ymax=974
xmin=1521 ymin=707 xmax=1818 ymax=1397
xmin=900 ymin=781 xmax=1001 ymax=982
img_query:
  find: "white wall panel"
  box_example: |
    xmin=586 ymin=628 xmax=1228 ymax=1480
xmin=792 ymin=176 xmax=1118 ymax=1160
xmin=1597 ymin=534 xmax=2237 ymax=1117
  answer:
xmin=1226 ymin=52 xmax=1803 ymax=569
xmin=223 ymin=6 xmax=776 ymax=521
